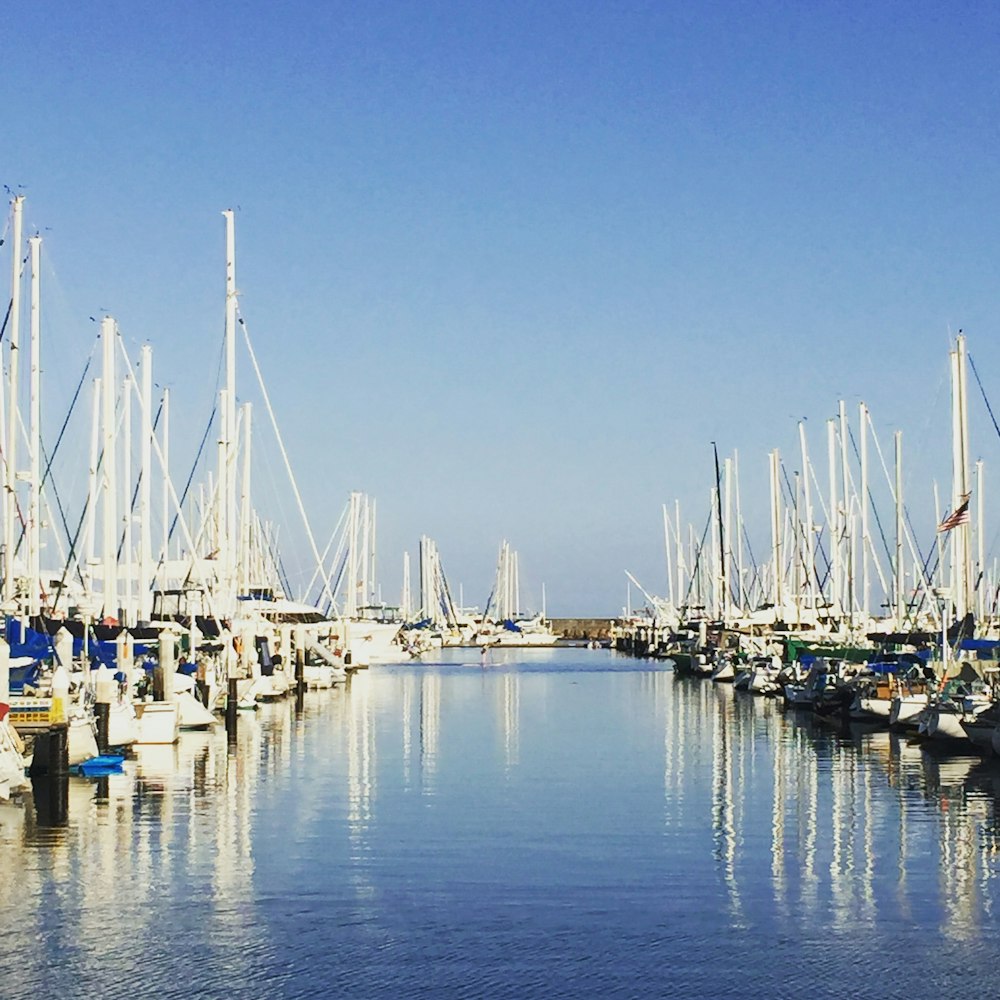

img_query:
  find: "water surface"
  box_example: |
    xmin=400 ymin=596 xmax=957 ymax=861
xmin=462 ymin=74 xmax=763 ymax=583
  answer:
xmin=2 ymin=647 xmax=999 ymax=998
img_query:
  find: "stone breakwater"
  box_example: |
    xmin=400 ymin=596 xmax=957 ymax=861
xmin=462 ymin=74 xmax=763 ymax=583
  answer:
xmin=549 ymin=619 xmax=615 ymax=641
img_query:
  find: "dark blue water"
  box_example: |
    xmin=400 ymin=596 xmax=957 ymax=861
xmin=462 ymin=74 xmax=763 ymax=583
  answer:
xmin=2 ymin=647 xmax=1000 ymax=998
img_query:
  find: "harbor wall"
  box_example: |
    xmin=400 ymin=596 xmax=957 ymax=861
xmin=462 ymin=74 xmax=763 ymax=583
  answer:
xmin=551 ymin=618 xmax=615 ymax=640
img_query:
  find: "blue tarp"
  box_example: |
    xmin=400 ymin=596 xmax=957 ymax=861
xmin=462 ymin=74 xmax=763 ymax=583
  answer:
xmin=958 ymin=638 xmax=1000 ymax=651
xmin=502 ymin=619 xmax=523 ymax=633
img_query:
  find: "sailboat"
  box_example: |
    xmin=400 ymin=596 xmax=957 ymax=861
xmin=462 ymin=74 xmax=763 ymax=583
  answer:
xmin=474 ymin=542 xmax=560 ymax=647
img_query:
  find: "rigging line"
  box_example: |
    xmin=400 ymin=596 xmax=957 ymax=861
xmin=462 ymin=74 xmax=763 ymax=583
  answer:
xmin=0 ymin=298 xmax=11 ymax=342
xmin=50 ymin=449 xmax=102 ymax=617
xmin=780 ymin=457 xmax=831 ymax=597
xmin=237 ymin=309 xmax=336 ymax=611
xmin=20 ymin=351 xmax=99 ymax=586
xmin=968 ymin=352 xmax=1000 ymax=443
xmin=12 ymin=344 xmax=98 ymax=565
xmin=116 ymin=399 xmax=164 ymax=561
xmin=165 ymin=400 xmax=217 ymax=548
xmin=678 ymin=509 xmax=714 ymax=620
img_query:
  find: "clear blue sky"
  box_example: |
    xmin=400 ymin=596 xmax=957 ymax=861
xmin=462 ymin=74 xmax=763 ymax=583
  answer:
xmin=6 ymin=1 xmax=1000 ymax=615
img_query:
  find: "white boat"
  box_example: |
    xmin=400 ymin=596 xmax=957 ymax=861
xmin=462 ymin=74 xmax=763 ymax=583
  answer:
xmin=134 ymin=701 xmax=180 ymax=744
xmin=105 ymin=697 xmax=140 ymax=748
xmin=889 ymin=692 xmax=928 ymax=729
xmin=919 ymin=690 xmax=992 ymax=744
xmin=68 ymin=715 xmax=100 ymax=765
xmin=0 ymin=708 xmax=28 ymax=800
xmin=176 ymin=690 xmax=216 ymax=730
xmin=710 ymin=657 xmax=735 ymax=683
xmin=341 ymin=619 xmax=403 ymax=666
xmin=475 ymin=616 xmax=561 ymax=648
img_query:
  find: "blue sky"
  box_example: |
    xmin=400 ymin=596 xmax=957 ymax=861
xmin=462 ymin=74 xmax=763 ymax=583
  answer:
xmin=6 ymin=1 xmax=1000 ymax=615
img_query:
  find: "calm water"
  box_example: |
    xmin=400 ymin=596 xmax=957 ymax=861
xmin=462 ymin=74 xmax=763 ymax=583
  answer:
xmin=3 ymin=647 xmax=1000 ymax=998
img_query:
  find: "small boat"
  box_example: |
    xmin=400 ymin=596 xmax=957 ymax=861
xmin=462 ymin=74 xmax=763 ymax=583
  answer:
xmin=0 ymin=705 xmax=29 ymax=800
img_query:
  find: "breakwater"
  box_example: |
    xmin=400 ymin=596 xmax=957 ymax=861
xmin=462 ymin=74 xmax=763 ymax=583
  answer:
xmin=550 ymin=618 xmax=615 ymax=640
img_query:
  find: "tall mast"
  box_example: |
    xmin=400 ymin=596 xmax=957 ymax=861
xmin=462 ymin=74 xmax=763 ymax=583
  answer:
xmin=85 ymin=377 xmax=101 ymax=579
xmin=769 ymin=449 xmax=783 ymax=614
xmin=370 ymin=498 xmax=378 ymax=607
xmin=160 ymin=388 xmax=170 ymax=571
xmin=223 ymin=209 xmax=238 ymax=610
xmin=402 ymin=551 xmax=411 ymax=618
xmin=894 ymin=431 xmax=904 ymax=627
xmin=100 ymin=317 xmax=118 ymax=619
xmin=662 ymin=503 xmax=674 ymax=608
xmin=838 ymin=400 xmax=852 ymax=622
xmin=4 ymin=196 xmax=23 ymax=604
xmin=139 ymin=346 xmax=153 ymax=620
xmin=950 ymin=336 xmax=972 ymax=620
xmin=238 ymin=402 xmax=252 ymax=596
xmin=723 ymin=454 xmax=733 ymax=620
xmin=347 ymin=491 xmax=360 ymax=617
xmin=734 ymin=451 xmax=745 ymax=617
xmin=827 ymin=418 xmax=839 ymax=621
xmin=859 ymin=403 xmax=870 ymax=624
xmin=27 ymin=234 xmax=41 ymax=616
xmin=976 ymin=460 xmax=985 ymax=623
xmin=798 ymin=421 xmax=816 ymax=615
xmin=121 ymin=376 xmax=133 ymax=624
xmin=712 ymin=443 xmax=726 ymax=621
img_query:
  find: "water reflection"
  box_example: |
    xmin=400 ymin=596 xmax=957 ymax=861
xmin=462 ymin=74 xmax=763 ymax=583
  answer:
xmin=4 ymin=651 xmax=1000 ymax=998
xmin=684 ymin=675 xmax=1000 ymax=941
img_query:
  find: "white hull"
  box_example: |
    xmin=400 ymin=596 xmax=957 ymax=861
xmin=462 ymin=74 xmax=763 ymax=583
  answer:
xmin=177 ymin=690 xmax=216 ymax=730
xmin=0 ymin=719 xmax=28 ymax=800
xmin=919 ymin=708 xmax=969 ymax=742
xmin=304 ymin=664 xmax=344 ymax=688
xmin=711 ymin=661 xmax=735 ymax=682
xmin=748 ymin=668 xmax=779 ymax=693
xmin=245 ymin=670 xmax=292 ymax=703
xmin=475 ymin=630 xmax=560 ymax=648
xmin=850 ymin=696 xmax=891 ymax=720
xmin=107 ymin=700 xmax=140 ymax=748
xmin=345 ymin=621 xmax=404 ymax=666
xmin=135 ymin=701 xmax=180 ymax=745
xmin=890 ymin=694 xmax=927 ymax=728
xmin=68 ymin=716 xmax=100 ymax=766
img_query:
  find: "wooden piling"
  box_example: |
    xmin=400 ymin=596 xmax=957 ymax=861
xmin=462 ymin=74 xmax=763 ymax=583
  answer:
xmin=226 ymin=677 xmax=238 ymax=739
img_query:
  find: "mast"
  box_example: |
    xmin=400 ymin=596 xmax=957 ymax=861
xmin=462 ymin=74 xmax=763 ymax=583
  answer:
xmin=85 ymin=377 xmax=101 ymax=583
xmin=859 ymin=403 xmax=870 ymax=625
xmin=121 ymin=376 xmax=133 ymax=624
xmin=839 ymin=400 xmax=852 ymax=622
xmin=734 ymin=450 xmax=744 ymax=617
xmin=100 ymin=317 xmax=118 ymax=620
xmin=662 ymin=503 xmax=674 ymax=609
xmin=402 ymin=551 xmax=411 ymax=618
xmin=769 ymin=449 xmax=783 ymax=614
xmin=238 ymin=402 xmax=252 ymax=596
xmin=723 ymin=455 xmax=733 ymax=620
xmin=827 ymin=418 xmax=839 ymax=621
xmin=894 ymin=431 xmax=904 ymax=627
xmin=160 ymin=388 xmax=170 ymax=571
xmin=223 ymin=209 xmax=238 ymax=610
xmin=138 ymin=346 xmax=153 ymax=621
xmin=346 ymin=491 xmax=360 ymax=617
xmin=26 ymin=234 xmax=42 ymax=615
xmin=712 ymin=443 xmax=726 ymax=621
xmin=976 ymin=460 xmax=985 ymax=622
xmin=4 ymin=196 xmax=23 ymax=604
xmin=798 ymin=421 xmax=816 ymax=616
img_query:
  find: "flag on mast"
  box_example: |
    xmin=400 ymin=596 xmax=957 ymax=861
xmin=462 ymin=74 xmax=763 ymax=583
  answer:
xmin=938 ymin=493 xmax=971 ymax=532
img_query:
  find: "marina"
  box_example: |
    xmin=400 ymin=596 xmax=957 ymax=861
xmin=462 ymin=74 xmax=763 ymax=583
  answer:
xmin=8 ymin=3 xmax=1000 ymax=995
xmin=3 ymin=647 xmax=1000 ymax=998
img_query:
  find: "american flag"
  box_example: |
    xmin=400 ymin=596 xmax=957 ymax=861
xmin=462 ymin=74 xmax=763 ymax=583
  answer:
xmin=938 ymin=494 xmax=971 ymax=532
